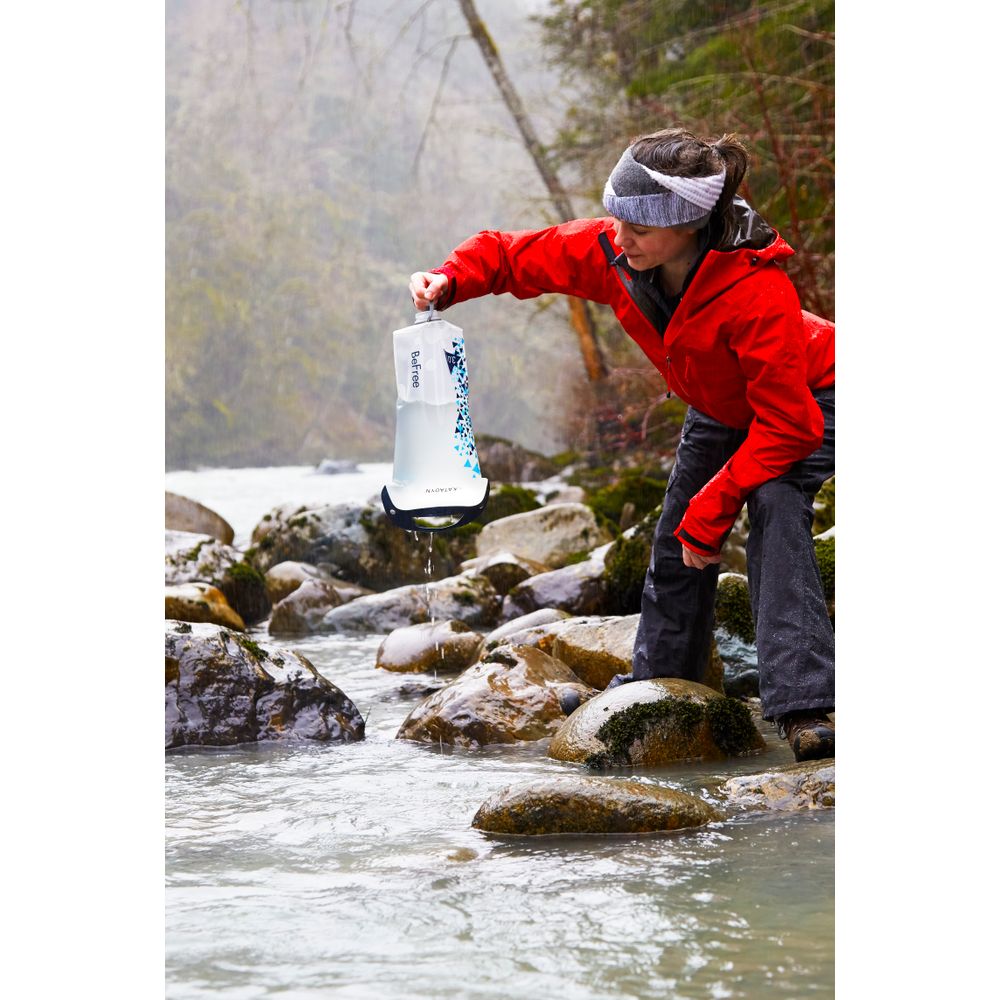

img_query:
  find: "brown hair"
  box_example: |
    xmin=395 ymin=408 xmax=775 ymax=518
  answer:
xmin=629 ymin=128 xmax=750 ymax=244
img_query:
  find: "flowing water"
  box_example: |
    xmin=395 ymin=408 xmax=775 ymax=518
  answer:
xmin=165 ymin=466 xmax=834 ymax=999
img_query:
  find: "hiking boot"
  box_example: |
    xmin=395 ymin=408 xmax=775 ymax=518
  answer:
xmin=775 ymin=710 xmax=835 ymax=762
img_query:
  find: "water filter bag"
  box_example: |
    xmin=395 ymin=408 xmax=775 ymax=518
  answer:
xmin=380 ymin=308 xmax=489 ymax=531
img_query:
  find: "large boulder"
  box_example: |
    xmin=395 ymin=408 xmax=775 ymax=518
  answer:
xmin=165 ymin=531 xmax=270 ymax=625
xmin=475 ymin=435 xmax=558 ymax=483
xmin=476 ymin=503 xmax=613 ymax=569
xmin=548 ymin=615 xmax=639 ymax=689
xmin=720 ymin=760 xmax=835 ymax=811
xmin=165 ymin=583 xmax=245 ymax=631
xmin=549 ymin=678 xmax=765 ymax=768
xmin=315 ymin=572 xmax=501 ymax=635
xmin=376 ymin=620 xmax=484 ymax=674
xmin=248 ymin=502 xmax=462 ymax=589
xmin=165 ymin=621 xmax=364 ymax=749
xmin=265 ymin=560 xmax=344 ymax=604
xmin=472 ymin=777 xmax=722 ymax=836
xmin=501 ymin=550 xmax=610 ymax=619
xmin=396 ymin=645 xmax=596 ymax=748
xmin=165 ymin=492 xmax=235 ymax=545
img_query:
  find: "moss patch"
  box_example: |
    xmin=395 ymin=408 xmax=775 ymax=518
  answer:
xmin=232 ymin=633 xmax=268 ymax=661
xmin=603 ymin=504 xmax=660 ymax=614
xmin=586 ymin=694 xmax=758 ymax=768
xmin=476 ymin=484 xmax=541 ymax=526
xmin=586 ymin=471 xmax=668 ymax=529
xmin=714 ymin=575 xmax=755 ymax=645
xmin=814 ymin=535 xmax=835 ymax=601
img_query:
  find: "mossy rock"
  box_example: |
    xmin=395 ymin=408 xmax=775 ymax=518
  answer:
xmin=814 ymin=535 xmax=835 ymax=602
xmin=812 ymin=477 xmax=835 ymax=536
xmin=602 ymin=504 xmax=660 ymax=614
xmin=585 ymin=471 xmax=668 ymax=532
xmin=475 ymin=484 xmax=542 ymax=526
xmin=472 ymin=776 xmax=722 ymax=836
xmin=218 ymin=559 xmax=271 ymax=626
xmin=549 ymin=678 xmax=764 ymax=768
xmin=714 ymin=573 xmax=755 ymax=645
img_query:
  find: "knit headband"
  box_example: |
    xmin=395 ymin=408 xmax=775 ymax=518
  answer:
xmin=602 ymin=147 xmax=726 ymax=229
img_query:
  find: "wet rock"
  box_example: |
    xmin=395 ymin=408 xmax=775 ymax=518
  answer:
xmin=396 ymin=645 xmax=596 ymax=748
xmin=376 ymin=620 xmax=484 ymax=674
xmin=458 ymin=551 xmax=549 ymax=596
xmin=165 ymin=583 xmax=245 ymax=631
xmin=316 ymin=573 xmax=501 ymax=635
xmin=715 ymin=629 xmax=759 ymax=699
xmin=472 ymin=777 xmax=722 ymax=836
xmin=549 ymin=615 xmax=639 ymax=689
xmin=483 ymin=609 xmax=572 ymax=648
xmin=720 ymin=759 xmax=835 ymax=811
xmin=501 ymin=551 xmax=610 ymax=619
xmin=165 ymin=621 xmax=364 ymax=749
xmin=476 ymin=503 xmax=613 ymax=570
xmin=269 ymin=580 xmax=350 ymax=636
xmin=165 ymin=492 xmax=235 ymax=545
xmin=165 ymin=531 xmax=270 ymax=625
xmin=549 ymin=678 xmax=765 ymax=768
xmin=475 ymin=435 xmax=558 ymax=483
xmin=484 ymin=614 xmax=607 ymax=656
xmin=249 ymin=502 xmax=461 ymax=589
xmin=602 ymin=506 xmax=659 ymax=615
xmin=264 ymin=560 xmax=334 ymax=604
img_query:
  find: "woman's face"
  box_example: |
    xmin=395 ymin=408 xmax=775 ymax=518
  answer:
xmin=611 ymin=217 xmax=699 ymax=270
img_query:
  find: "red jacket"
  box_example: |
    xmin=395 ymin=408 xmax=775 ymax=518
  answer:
xmin=431 ymin=204 xmax=835 ymax=554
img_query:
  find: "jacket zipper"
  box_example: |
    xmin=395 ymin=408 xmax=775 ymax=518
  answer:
xmin=665 ymin=355 xmax=672 ymax=398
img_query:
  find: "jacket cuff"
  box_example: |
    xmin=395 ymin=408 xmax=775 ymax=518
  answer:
xmin=674 ymin=524 xmax=719 ymax=556
xmin=429 ymin=266 xmax=458 ymax=309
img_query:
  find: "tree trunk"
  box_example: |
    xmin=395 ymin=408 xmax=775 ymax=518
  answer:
xmin=456 ymin=0 xmax=608 ymax=381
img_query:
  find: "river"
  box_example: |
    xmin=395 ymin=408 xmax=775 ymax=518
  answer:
xmin=165 ymin=465 xmax=834 ymax=999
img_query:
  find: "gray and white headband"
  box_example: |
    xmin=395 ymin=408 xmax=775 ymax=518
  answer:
xmin=602 ymin=147 xmax=726 ymax=229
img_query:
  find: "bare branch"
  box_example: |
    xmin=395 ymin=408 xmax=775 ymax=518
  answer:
xmin=413 ymin=35 xmax=462 ymax=172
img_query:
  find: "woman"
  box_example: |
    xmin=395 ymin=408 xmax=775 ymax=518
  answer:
xmin=408 ymin=128 xmax=835 ymax=761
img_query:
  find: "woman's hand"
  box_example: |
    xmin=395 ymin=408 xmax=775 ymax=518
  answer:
xmin=681 ymin=545 xmax=723 ymax=570
xmin=409 ymin=271 xmax=449 ymax=310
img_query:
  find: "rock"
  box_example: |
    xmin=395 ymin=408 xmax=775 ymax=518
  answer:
xmin=484 ymin=614 xmax=607 ymax=655
xmin=165 ymin=492 xmax=235 ymax=545
xmin=549 ymin=615 xmax=639 ymax=689
xmin=472 ymin=776 xmax=722 ymax=836
xmin=477 ymin=484 xmax=543 ymax=524
xmin=483 ymin=609 xmax=572 ymax=648
xmin=376 ymin=620 xmax=484 ymax=674
xmin=165 ymin=531 xmax=271 ymax=625
xmin=720 ymin=759 xmax=835 ymax=811
xmin=715 ymin=629 xmax=759 ymax=699
xmin=269 ymin=580 xmax=351 ymax=636
xmin=475 ymin=435 xmax=558 ymax=483
xmin=548 ymin=678 xmax=765 ymax=767
xmin=501 ymin=551 xmax=610 ymax=619
xmin=248 ymin=502 xmax=461 ymax=589
xmin=264 ymin=561 xmax=333 ymax=603
xmin=396 ymin=645 xmax=596 ymax=747
xmin=316 ymin=573 xmax=501 ymax=635
xmin=715 ymin=573 xmax=755 ymax=644
xmin=165 ymin=583 xmax=245 ymax=631
xmin=602 ymin=505 xmax=659 ymax=614
xmin=536 ymin=482 xmax=586 ymax=505
xmin=165 ymin=621 xmax=364 ymax=748
xmin=476 ymin=503 xmax=613 ymax=570
xmin=315 ymin=459 xmax=359 ymax=474
xmin=458 ymin=551 xmax=549 ymax=596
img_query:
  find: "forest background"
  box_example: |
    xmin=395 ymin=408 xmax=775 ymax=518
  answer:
xmin=166 ymin=0 xmax=834 ymax=470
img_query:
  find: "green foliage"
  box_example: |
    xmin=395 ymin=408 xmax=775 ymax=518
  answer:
xmin=535 ymin=0 xmax=835 ymax=317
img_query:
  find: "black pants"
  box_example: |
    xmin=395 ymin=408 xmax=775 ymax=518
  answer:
xmin=632 ymin=389 xmax=835 ymax=721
